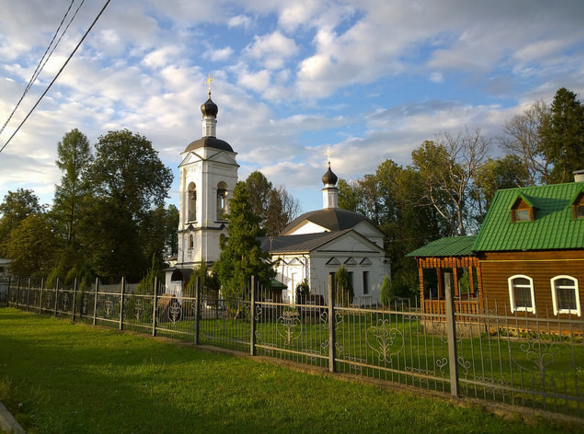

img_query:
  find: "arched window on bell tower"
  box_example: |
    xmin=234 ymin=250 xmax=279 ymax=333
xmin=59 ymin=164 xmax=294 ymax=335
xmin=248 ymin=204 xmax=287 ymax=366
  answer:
xmin=217 ymin=182 xmax=228 ymax=220
xmin=188 ymin=182 xmax=197 ymax=222
xmin=189 ymin=234 xmax=194 ymax=250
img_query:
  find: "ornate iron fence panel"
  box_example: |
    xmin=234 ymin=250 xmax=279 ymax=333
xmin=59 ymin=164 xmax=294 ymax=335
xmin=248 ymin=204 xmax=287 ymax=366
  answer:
xmin=4 ymin=278 xmax=584 ymax=419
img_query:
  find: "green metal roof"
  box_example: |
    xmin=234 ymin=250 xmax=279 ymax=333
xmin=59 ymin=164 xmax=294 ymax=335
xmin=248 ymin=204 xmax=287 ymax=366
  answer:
xmin=472 ymin=182 xmax=584 ymax=252
xmin=407 ymin=236 xmax=476 ymax=258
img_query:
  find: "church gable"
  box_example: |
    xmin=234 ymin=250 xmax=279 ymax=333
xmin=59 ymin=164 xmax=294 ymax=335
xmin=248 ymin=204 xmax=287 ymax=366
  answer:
xmin=313 ymin=230 xmax=384 ymax=254
xmin=207 ymin=150 xmax=238 ymax=166
xmin=179 ymin=152 xmax=202 ymax=168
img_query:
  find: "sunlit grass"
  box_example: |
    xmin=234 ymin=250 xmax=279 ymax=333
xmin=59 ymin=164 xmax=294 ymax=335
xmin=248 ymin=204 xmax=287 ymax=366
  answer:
xmin=0 ymin=308 xmax=576 ymax=434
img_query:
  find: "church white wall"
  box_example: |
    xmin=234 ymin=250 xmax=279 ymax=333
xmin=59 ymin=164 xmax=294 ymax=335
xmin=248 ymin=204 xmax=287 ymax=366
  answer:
xmin=271 ymin=233 xmax=390 ymax=305
xmin=177 ymin=149 xmax=237 ymax=266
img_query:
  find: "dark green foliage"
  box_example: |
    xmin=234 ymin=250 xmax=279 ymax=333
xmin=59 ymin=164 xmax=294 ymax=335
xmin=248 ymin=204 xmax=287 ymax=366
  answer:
xmin=214 ymin=182 xmax=275 ymax=300
xmin=185 ymin=261 xmax=219 ymax=296
xmin=295 ymin=278 xmax=310 ymax=304
xmin=380 ymin=274 xmax=392 ymax=308
xmin=80 ymin=129 xmax=173 ymax=281
xmin=53 ymin=128 xmax=93 ymax=246
xmin=472 ymin=155 xmax=531 ymax=220
xmin=6 ymin=214 xmax=58 ymax=278
xmin=245 ymin=171 xmax=300 ymax=236
xmin=337 ymin=178 xmax=360 ymax=212
xmin=136 ymin=254 xmax=161 ymax=295
xmin=0 ymin=189 xmax=43 ymax=257
xmin=540 ymin=88 xmax=584 ymax=183
xmin=334 ymin=265 xmax=354 ymax=305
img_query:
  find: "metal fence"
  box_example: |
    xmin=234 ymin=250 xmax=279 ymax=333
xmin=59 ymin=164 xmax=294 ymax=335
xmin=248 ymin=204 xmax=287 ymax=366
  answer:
xmin=5 ymin=276 xmax=584 ymax=419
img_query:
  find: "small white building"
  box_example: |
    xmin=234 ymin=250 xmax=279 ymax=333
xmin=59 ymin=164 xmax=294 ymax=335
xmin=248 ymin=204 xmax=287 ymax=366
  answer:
xmin=261 ymin=164 xmax=390 ymax=304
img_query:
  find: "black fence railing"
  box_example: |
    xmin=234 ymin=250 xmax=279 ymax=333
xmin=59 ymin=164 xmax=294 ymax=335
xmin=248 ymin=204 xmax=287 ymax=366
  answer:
xmin=5 ymin=276 xmax=584 ymax=419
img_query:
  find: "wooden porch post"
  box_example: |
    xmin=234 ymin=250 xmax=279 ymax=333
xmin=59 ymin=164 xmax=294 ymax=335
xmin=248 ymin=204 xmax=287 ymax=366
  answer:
xmin=418 ymin=260 xmax=425 ymax=311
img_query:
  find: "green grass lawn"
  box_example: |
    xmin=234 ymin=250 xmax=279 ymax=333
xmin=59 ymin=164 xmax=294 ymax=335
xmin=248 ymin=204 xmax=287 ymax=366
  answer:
xmin=0 ymin=307 xmax=578 ymax=434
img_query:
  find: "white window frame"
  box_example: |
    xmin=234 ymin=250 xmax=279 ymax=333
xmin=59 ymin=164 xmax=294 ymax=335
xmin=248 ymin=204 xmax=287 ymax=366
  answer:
xmin=550 ymin=275 xmax=581 ymax=317
xmin=508 ymin=275 xmax=536 ymax=314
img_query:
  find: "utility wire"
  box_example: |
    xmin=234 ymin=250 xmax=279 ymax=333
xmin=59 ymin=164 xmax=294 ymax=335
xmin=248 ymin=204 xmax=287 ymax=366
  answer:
xmin=0 ymin=0 xmax=113 ymax=155
xmin=0 ymin=0 xmax=79 ymax=137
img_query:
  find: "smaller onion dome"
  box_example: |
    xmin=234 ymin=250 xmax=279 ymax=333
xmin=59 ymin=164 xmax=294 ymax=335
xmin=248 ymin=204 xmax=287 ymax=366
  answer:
xmin=201 ymin=96 xmax=218 ymax=117
xmin=322 ymin=162 xmax=338 ymax=185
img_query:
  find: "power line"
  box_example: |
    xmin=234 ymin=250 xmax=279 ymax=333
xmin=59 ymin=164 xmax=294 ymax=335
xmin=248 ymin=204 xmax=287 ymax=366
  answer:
xmin=0 ymin=0 xmax=113 ymax=155
xmin=0 ymin=0 xmax=80 ymax=137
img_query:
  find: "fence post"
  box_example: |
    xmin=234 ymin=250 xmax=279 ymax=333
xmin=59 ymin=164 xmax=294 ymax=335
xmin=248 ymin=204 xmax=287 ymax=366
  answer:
xmin=328 ymin=274 xmax=336 ymax=373
xmin=93 ymin=278 xmax=99 ymax=326
xmin=119 ymin=277 xmax=125 ymax=331
xmin=54 ymin=278 xmax=60 ymax=317
xmin=26 ymin=278 xmax=31 ymax=311
xmin=152 ymin=277 xmax=158 ymax=337
xmin=7 ymin=277 xmax=11 ymax=307
xmin=72 ymin=278 xmax=78 ymax=322
xmin=16 ymin=278 xmax=20 ymax=309
xmin=250 ymin=276 xmax=256 ymax=356
xmin=39 ymin=278 xmax=44 ymax=314
xmin=194 ymin=276 xmax=201 ymax=345
xmin=445 ymin=283 xmax=459 ymax=397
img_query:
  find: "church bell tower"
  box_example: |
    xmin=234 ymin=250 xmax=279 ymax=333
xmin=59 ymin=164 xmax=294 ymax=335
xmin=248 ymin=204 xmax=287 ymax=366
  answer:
xmin=169 ymin=75 xmax=239 ymax=290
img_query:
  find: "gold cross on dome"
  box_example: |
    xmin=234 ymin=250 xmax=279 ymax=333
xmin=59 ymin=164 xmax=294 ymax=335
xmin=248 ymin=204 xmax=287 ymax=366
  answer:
xmin=325 ymin=146 xmax=333 ymax=163
xmin=205 ymin=73 xmax=215 ymax=96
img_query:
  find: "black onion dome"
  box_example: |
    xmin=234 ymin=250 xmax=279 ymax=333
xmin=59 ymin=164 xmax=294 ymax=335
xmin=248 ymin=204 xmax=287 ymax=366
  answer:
xmin=201 ymin=97 xmax=218 ymax=117
xmin=322 ymin=163 xmax=338 ymax=185
xmin=184 ymin=136 xmax=234 ymax=153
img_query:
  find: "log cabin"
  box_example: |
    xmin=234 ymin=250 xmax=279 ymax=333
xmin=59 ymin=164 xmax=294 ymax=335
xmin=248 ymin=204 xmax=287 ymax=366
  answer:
xmin=409 ymin=172 xmax=584 ymax=324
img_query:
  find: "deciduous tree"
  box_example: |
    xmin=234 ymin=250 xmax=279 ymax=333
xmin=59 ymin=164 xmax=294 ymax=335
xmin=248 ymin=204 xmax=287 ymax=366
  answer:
xmin=80 ymin=129 xmax=173 ymax=281
xmin=0 ymin=189 xmax=43 ymax=257
xmin=6 ymin=214 xmax=58 ymax=278
xmin=500 ymin=100 xmax=551 ymax=185
xmin=412 ymin=128 xmax=490 ymax=236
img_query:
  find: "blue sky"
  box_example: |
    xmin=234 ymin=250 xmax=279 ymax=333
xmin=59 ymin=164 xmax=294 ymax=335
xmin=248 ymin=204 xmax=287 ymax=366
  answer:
xmin=1 ymin=0 xmax=584 ymax=214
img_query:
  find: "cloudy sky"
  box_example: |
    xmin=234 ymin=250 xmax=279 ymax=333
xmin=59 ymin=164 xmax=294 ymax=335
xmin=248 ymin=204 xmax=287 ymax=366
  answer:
xmin=1 ymin=0 xmax=583 ymax=213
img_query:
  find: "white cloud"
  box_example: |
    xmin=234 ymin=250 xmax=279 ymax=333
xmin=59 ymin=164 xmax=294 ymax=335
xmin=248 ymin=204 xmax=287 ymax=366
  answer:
xmin=207 ymin=47 xmax=234 ymax=62
xmin=1 ymin=0 xmax=584 ymax=211
xmin=244 ymin=31 xmax=298 ymax=70
xmin=228 ymin=14 xmax=253 ymax=29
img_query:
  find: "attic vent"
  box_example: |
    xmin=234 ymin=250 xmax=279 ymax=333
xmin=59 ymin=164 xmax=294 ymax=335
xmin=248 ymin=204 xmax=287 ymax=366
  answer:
xmin=326 ymin=257 xmax=341 ymax=266
xmin=510 ymin=195 xmax=535 ymax=223
xmin=360 ymin=257 xmax=372 ymax=266
xmin=344 ymin=257 xmax=357 ymax=266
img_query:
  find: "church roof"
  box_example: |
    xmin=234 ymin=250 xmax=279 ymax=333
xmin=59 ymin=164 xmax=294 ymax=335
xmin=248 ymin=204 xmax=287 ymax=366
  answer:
xmin=184 ymin=136 xmax=234 ymax=153
xmin=260 ymin=230 xmax=353 ymax=254
xmin=280 ymin=208 xmax=369 ymax=235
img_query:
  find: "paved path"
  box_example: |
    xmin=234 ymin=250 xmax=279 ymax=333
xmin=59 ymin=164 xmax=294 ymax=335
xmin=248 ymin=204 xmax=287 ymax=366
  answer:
xmin=0 ymin=401 xmax=25 ymax=434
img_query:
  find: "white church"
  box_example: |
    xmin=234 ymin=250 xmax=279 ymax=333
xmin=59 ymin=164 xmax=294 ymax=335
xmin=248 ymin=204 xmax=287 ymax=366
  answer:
xmin=165 ymin=88 xmax=390 ymax=303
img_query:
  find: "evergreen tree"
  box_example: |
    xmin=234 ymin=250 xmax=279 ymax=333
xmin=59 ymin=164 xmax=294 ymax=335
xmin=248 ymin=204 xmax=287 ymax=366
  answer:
xmin=380 ymin=275 xmax=392 ymax=308
xmin=214 ymin=182 xmax=275 ymax=301
xmin=540 ymin=88 xmax=584 ymax=183
xmin=334 ymin=265 xmax=354 ymax=305
xmin=53 ymin=128 xmax=93 ymax=246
